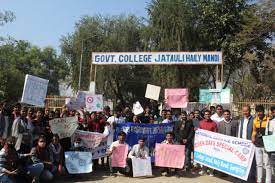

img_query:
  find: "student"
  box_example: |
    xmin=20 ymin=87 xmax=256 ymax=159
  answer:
xmin=199 ymin=110 xmax=217 ymax=177
xmin=70 ymin=138 xmax=87 ymax=152
xmin=210 ymin=105 xmax=224 ymax=124
xmin=48 ymin=134 xmax=64 ymax=176
xmin=127 ymin=137 xmax=149 ymax=176
xmin=31 ymin=136 xmax=54 ymax=181
xmin=252 ymin=105 xmax=271 ymax=183
xmin=108 ymin=131 xmax=129 ymax=176
xmin=218 ymin=110 xmax=238 ymax=137
xmin=174 ymin=111 xmax=194 ymax=173
xmin=162 ymin=110 xmax=173 ymax=123
xmin=160 ymin=132 xmax=180 ymax=176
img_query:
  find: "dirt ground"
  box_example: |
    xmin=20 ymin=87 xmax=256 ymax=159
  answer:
xmin=54 ymin=166 xmax=237 ymax=183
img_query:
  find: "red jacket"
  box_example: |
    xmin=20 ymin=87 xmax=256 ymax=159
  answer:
xmin=199 ymin=119 xmax=217 ymax=132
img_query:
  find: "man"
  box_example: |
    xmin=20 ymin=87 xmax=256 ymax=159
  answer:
xmin=210 ymin=105 xmax=224 ymax=124
xmin=266 ymin=106 xmax=275 ymax=134
xmin=127 ymin=137 xmax=149 ymax=176
xmin=199 ymin=110 xmax=217 ymax=176
xmin=157 ymin=110 xmax=167 ymax=123
xmin=162 ymin=110 xmax=173 ymax=123
xmin=218 ymin=110 xmax=238 ymax=137
xmin=192 ymin=109 xmax=201 ymax=130
xmin=107 ymin=107 xmax=125 ymax=125
xmin=252 ymin=105 xmax=271 ymax=183
xmin=108 ymin=131 xmax=129 ymax=176
xmin=237 ymin=105 xmax=256 ymax=183
xmin=174 ymin=111 xmax=194 ymax=172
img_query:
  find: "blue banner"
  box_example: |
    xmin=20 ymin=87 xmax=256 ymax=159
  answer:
xmin=114 ymin=122 xmax=174 ymax=150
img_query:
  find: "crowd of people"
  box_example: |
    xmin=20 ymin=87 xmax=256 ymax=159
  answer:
xmin=0 ymin=100 xmax=274 ymax=183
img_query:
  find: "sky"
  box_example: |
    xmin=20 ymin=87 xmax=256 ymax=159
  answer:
xmin=0 ymin=0 xmax=149 ymax=51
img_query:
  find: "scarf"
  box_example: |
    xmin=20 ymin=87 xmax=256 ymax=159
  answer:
xmin=36 ymin=146 xmax=48 ymax=161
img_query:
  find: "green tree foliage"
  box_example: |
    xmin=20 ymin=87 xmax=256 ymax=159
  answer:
xmin=0 ymin=40 xmax=68 ymax=102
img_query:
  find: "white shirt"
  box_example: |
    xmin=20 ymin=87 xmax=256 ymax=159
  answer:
xmin=266 ymin=118 xmax=275 ymax=135
xmin=210 ymin=113 xmax=224 ymax=124
xmin=103 ymin=125 xmax=114 ymax=147
xmin=128 ymin=144 xmax=149 ymax=159
xmin=107 ymin=116 xmax=125 ymax=124
xmin=241 ymin=117 xmax=249 ymax=139
xmin=162 ymin=119 xmax=172 ymax=124
xmin=109 ymin=140 xmax=129 ymax=158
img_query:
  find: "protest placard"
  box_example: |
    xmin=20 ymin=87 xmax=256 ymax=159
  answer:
xmin=194 ymin=129 xmax=255 ymax=180
xmin=132 ymin=157 xmax=152 ymax=177
xmin=76 ymin=91 xmax=89 ymax=108
xmin=111 ymin=144 xmax=128 ymax=168
xmin=90 ymin=139 xmax=108 ymax=159
xmin=49 ymin=117 xmax=78 ymax=139
xmin=145 ymin=84 xmax=161 ymax=101
xmin=132 ymin=101 xmax=144 ymax=115
xmin=85 ymin=94 xmax=103 ymax=112
xmin=263 ymin=135 xmax=275 ymax=152
xmin=21 ymin=74 xmax=49 ymax=106
xmin=72 ymin=130 xmax=105 ymax=149
xmin=65 ymin=97 xmax=82 ymax=110
xmin=155 ymin=143 xmax=185 ymax=168
xmin=65 ymin=151 xmax=93 ymax=174
xmin=164 ymin=88 xmax=189 ymax=108
xmin=104 ymin=99 xmax=114 ymax=111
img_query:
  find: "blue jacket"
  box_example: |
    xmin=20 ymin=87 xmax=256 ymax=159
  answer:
xmin=238 ymin=116 xmax=254 ymax=140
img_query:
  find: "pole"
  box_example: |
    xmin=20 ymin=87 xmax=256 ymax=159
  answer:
xmin=90 ymin=51 xmax=93 ymax=83
xmin=78 ymin=40 xmax=84 ymax=90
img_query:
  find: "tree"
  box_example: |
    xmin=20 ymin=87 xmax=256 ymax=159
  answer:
xmin=0 ymin=40 xmax=68 ymax=103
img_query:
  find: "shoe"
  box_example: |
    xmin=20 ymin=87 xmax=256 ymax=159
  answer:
xmin=198 ymin=170 xmax=205 ymax=175
xmin=110 ymin=173 xmax=117 ymax=177
xmin=161 ymin=172 xmax=167 ymax=176
xmin=209 ymin=173 xmax=214 ymax=177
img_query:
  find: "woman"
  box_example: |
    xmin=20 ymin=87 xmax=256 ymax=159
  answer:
xmin=48 ymin=134 xmax=63 ymax=175
xmin=31 ymin=136 xmax=54 ymax=181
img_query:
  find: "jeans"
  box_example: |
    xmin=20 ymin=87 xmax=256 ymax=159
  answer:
xmin=0 ymin=175 xmax=15 ymax=183
xmin=185 ymin=145 xmax=192 ymax=170
xmin=40 ymin=169 xmax=54 ymax=181
xmin=26 ymin=163 xmax=44 ymax=178
xmin=255 ymin=147 xmax=272 ymax=183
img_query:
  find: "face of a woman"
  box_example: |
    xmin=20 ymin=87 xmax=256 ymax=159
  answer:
xmin=53 ymin=137 xmax=59 ymax=145
xmin=38 ymin=139 xmax=46 ymax=148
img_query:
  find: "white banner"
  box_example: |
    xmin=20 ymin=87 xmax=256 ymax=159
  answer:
xmin=21 ymin=74 xmax=49 ymax=106
xmin=85 ymin=94 xmax=103 ymax=112
xmin=92 ymin=52 xmax=222 ymax=65
xmin=132 ymin=157 xmax=152 ymax=177
xmin=49 ymin=117 xmax=78 ymax=139
xmin=65 ymin=151 xmax=93 ymax=174
xmin=194 ymin=129 xmax=255 ymax=181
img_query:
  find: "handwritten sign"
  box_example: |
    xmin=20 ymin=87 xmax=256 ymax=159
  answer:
xmin=199 ymin=89 xmax=231 ymax=104
xmin=21 ymin=74 xmax=49 ymax=106
xmin=165 ymin=88 xmax=189 ymax=108
xmin=194 ymin=129 xmax=255 ymax=180
xmin=132 ymin=157 xmax=152 ymax=177
xmin=132 ymin=101 xmax=144 ymax=115
xmin=111 ymin=144 xmax=128 ymax=168
xmin=145 ymin=84 xmax=161 ymax=101
xmin=72 ymin=130 xmax=105 ymax=149
xmin=263 ymin=135 xmax=275 ymax=152
xmin=85 ymin=94 xmax=103 ymax=112
xmin=65 ymin=151 xmax=93 ymax=174
xmin=155 ymin=143 xmax=185 ymax=168
xmin=92 ymin=52 xmax=223 ymax=65
xmin=49 ymin=117 xmax=78 ymax=139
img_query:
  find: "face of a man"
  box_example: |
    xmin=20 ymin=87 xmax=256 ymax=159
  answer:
xmin=166 ymin=134 xmax=173 ymax=143
xmin=194 ymin=111 xmax=200 ymax=119
xmin=161 ymin=111 xmax=166 ymax=118
xmin=166 ymin=112 xmax=172 ymax=120
xmin=118 ymin=134 xmax=125 ymax=142
xmin=181 ymin=113 xmax=187 ymax=121
xmin=138 ymin=139 xmax=145 ymax=147
xmin=216 ymin=107 xmax=223 ymax=115
xmin=21 ymin=109 xmax=27 ymax=118
xmin=204 ymin=112 xmax=211 ymax=120
xmin=242 ymin=106 xmax=250 ymax=118
xmin=271 ymin=109 xmax=275 ymax=119
xmin=257 ymin=111 xmax=264 ymax=120
xmin=224 ymin=111 xmax=231 ymax=121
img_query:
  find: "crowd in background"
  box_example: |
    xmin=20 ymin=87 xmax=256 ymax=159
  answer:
xmin=0 ymin=100 xmax=275 ymax=183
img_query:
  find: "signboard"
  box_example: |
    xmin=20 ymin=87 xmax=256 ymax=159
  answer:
xmin=145 ymin=84 xmax=161 ymax=101
xmin=155 ymin=143 xmax=185 ymax=168
xmin=194 ymin=129 xmax=255 ymax=181
xmin=165 ymin=88 xmax=189 ymax=108
xmin=85 ymin=94 xmax=103 ymax=112
xmin=199 ymin=89 xmax=231 ymax=104
xmin=21 ymin=74 xmax=49 ymax=106
xmin=92 ymin=52 xmax=223 ymax=65
xmin=49 ymin=117 xmax=78 ymax=139
xmin=65 ymin=151 xmax=93 ymax=174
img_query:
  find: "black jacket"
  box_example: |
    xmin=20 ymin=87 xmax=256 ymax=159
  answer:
xmin=174 ymin=120 xmax=195 ymax=145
